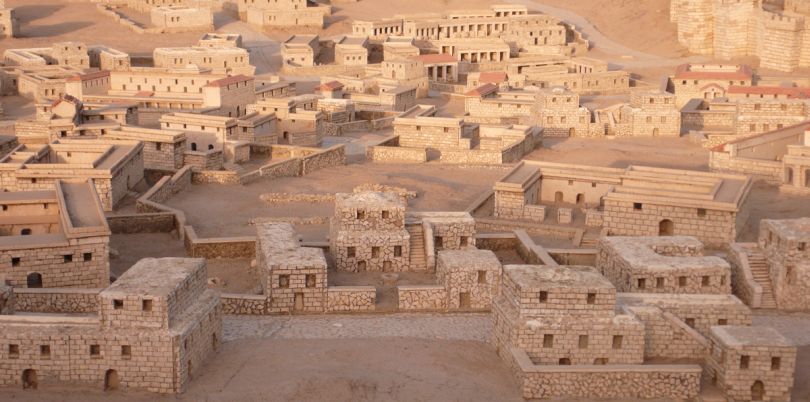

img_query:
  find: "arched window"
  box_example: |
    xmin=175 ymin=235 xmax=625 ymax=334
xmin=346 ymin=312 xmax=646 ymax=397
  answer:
xmin=659 ymin=219 xmax=674 ymax=236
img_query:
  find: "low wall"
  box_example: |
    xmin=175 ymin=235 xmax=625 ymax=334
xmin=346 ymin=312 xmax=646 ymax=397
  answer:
xmin=106 ymin=212 xmax=176 ymax=234
xmin=474 ymin=233 xmax=518 ymax=251
xmin=301 ymin=145 xmax=346 ymax=175
xmin=709 ymin=152 xmax=783 ymax=182
xmin=547 ymin=248 xmax=597 ymax=266
xmin=14 ymin=288 xmax=101 ymax=314
xmin=475 ymin=218 xmax=581 ymax=241
xmin=260 ymin=193 xmax=335 ymax=203
xmin=510 ymin=348 xmax=701 ymax=400
xmin=326 ymin=286 xmax=376 ymax=312
xmin=135 ymin=165 xmax=192 ymax=239
xmin=184 ymin=226 xmax=256 ymax=259
xmin=397 ymin=285 xmax=446 ymax=311
xmin=367 ymin=145 xmax=428 ymax=163
xmin=192 ymin=170 xmax=241 ymax=185
xmin=221 ymin=293 xmax=267 ymax=315
xmin=727 ymin=243 xmax=763 ymax=308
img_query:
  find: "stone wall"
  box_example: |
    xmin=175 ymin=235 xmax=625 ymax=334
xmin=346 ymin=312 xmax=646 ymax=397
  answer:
xmin=221 ymin=293 xmax=267 ymax=315
xmin=508 ymin=347 xmax=701 ymax=400
xmin=183 ymin=226 xmax=255 ymax=259
xmin=709 ymin=151 xmax=783 ymax=183
xmin=106 ymin=213 xmax=176 ymax=234
xmin=397 ymin=285 xmax=447 ymax=311
xmin=13 ymin=288 xmax=100 ymax=313
xmin=726 ymin=243 xmax=763 ymax=308
xmin=192 ymin=170 xmax=241 ymax=185
xmin=326 ymin=286 xmax=376 ymax=312
xmin=367 ymin=145 xmax=428 ymax=163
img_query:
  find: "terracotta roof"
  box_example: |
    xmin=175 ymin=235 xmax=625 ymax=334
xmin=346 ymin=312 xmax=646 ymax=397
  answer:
xmin=413 ymin=53 xmax=457 ymax=64
xmin=464 ymin=83 xmax=498 ymax=97
xmin=673 ymin=64 xmax=753 ymax=81
xmin=66 ymin=70 xmax=110 ymax=82
xmin=316 ymin=81 xmax=344 ymax=91
xmin=727 ymin=85 xmax=810 ymax=99
xmin=205 ymin=74 xmax=253 ymax=88
xmin=477 ymin=71 xmax=507 ymax=84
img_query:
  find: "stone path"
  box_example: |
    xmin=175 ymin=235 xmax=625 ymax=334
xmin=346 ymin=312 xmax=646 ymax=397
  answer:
xmin=223 ymin=313 xmax=492 ymax=342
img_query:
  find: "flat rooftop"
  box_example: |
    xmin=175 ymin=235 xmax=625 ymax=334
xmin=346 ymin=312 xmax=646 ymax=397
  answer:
xmin=504 ymin=264 xmax=614 ymax=290
xmin=102 ymin=258 xmax=204 ymax=297
xmin=711 ymin=325 xmax=794 ymax=348
xmin=762 ymin=218 xmax=810 ymax=241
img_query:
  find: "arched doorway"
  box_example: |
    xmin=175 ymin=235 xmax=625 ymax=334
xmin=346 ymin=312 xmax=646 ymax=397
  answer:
xmin=659 ymin=219 xmax=674 ymax=236
xmin=751 ymin=380 xmax=764 ymax=401
xmin=104 ymin=369 xmax=119 ymax=391
xmin=27 ymin=273 xmax=42 ymax=288
xmin=785 ymin=167 xmax=794 ymax=185
xmin=576 ymin=194 xmax=585 ymax=205
xmin=653 ymin=128 xmax=660 ymax=136
xmin=191 ymin=143 xmax=197 ymax=151
xmin=569 ymin=128 xmax=576 ymax=137
xmin=554 ymin=191 xmax=563 ymax=203
xmin=22 ymin=369 xmax=37 ymax=389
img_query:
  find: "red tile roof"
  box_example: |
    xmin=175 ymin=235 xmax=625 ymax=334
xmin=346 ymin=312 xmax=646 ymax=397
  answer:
xmin=464 ymin=83 xmax=498 ymax=97
xmin=66 ymin=70 xmax=110 ymax=82
xmin=673 ymin=64 xmax=753 ymax=81
xmin=727 ymin=85 xmax=810 ymax=99
xmin=477 ymin=71 xmax=507 ymax=84
xmin=316 ymin=81 xmax=344 ymax=91
xmin=413 ymin=53 xmax=457 ymax=64
xmin=205 ymin=74 xmax=253 ymax=88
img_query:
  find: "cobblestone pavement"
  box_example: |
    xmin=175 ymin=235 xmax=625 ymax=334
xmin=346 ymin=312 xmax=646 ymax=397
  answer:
xmin=753 ymin=311 xmax=810 ymax=345
xmin=223 ymin=313 xmax=492 ymax=342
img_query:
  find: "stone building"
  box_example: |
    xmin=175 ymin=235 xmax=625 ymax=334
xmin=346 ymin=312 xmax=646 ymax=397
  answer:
xmin=0 ymin=257 xmax=222 ymax=393
xmin=0 ymin=139 xmax=144 ymax=211
xmin=533 ymin=87 xmax=592 ymax=137
xmin=153 ymin=45 xmax=255 ymax=76
xmin=705 ymin=326 xmax=796 ymax=402
xmin=104 ymin=126 xmax=188 ymax=172
xmin=671 ymin=0 xmax=810 ymax=72
xmin=257 ymin=223 xmax=328 ymax=313
xmin=436 ymin=250 xmax=501 ymax=310
xmin=330 ymin=191 xmax=411 ymax=273
xmin=669 ymin=64 xmax=754 ymax=107
xmin=281 ymin=35 xmax=320 ymax=67
xmin=335 ymin=36 xmax=369 ymax=66
xmin=150 ymin=5 xmax=214 ymax=33
xmin=596 ymin=236 xmax=732 ymax=294
xmin=87 ymin=46 xmax=131 ymax=72
xmin=492 ymin=161 xmax=752 ymax=247
xmin=65 ymin=68 xmax=259 ymax=125
xmin=0 ymin=181 xmax=110 ymax=289
xmin=0 ymin=0 xmax=19 ymax=39
xmin=247 ymin=96 xmax=324 ymax=146
xmin=241 ymin=0 xmax=331 ymax=28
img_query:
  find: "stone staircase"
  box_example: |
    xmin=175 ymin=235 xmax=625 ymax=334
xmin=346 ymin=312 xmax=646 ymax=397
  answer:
xmin=579 ymin=232 xmax=600 ymax=248
xmin=744 ymin=248 xmax=778 ymax=309
xmin=406 ymin=223 xmax=426 ymax=271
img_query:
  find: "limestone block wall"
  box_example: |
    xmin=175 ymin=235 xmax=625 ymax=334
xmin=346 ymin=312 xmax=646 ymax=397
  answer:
xmin=709 ymin=152 xmax=783 ymax=183
xmin=183 ymin=150 xmax=223 ymax=172
xmin=332 ymin=231 xmax=410 ymax=272
xmin=0 ymin=238 xmax=109 ymax=289
xmin=759 ymin=220 xmax=810 ymax=310
xmin=676 ymin=0 xmax=715 ymax=54
xmin=221 ymin=293 xmax=267 ymax=315
xmin=602 ymin=199 xmax=739 ymax=247
xmin=623 ymin=305 xmax=709 ymax=359
xmin=13 ymin=288 xmax=100 ymax=314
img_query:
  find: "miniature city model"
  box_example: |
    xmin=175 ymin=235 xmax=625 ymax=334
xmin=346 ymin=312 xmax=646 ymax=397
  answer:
xmin=0 ymin=0 xmax=808 ymax=400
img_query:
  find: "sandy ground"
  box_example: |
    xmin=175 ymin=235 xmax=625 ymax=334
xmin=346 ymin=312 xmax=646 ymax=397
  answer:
xmin=165 ymin=162 xmax=510 ymax=237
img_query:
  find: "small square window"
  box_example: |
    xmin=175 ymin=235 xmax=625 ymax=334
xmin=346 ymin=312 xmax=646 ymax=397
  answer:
xmin=90 ymin=344 xmax=100 ymax=357
xmin=771 ymin=357 xmax=781 ymax=370
xmin=701 ymin=276 xmax=710 ymax=286
xmin=279 ymin=274 xmax=290 ymax=288
xmin=434 ymin=236 xmax=443 ymax=248
xmin=685 ymin=318 xmax=695 ymax=328
xmin=381 ymin=210 xmax=390 ymax=219
xmin=612 ymin=335 xmax=623 ymax=349
xmin=697 ymin=208 xmax=707 ymax=217
xmin=717 ymin=318 xmax=728 ymax=325
xmin=740 ymin=355 xmax=750 ymax=369
xmin=9 ymin=344 xmax=19 ymax=358
xmin=347 ymin=247 xmax=356 ymax=258
xmin=637 ymin=278 xmax=646 ymax=289
xmin=633 ymin=203 xmax=642 ymax=210
xmin=40 ymin=345 xmax=51 ymax=358
xmin=63 ymin=254 xmax=73 ymax=263
xmin=460 ymin=236 xmax=468 ymax=247
xmin=539 ymin=291 xmax=548 ymax=302
xmin=543 ymin=334 xmax=554 ymax=348
xmin=11 ymin=257 xmax=20 ymax=267
xmin=113 ymin=299 xmax=124 ymax=309
xmin=306 ymin=274 xmax=316 ymax=288
xmin=678 ymin=276 xmax=687 ymax=287
xmin=83 ymin=252 xmax=92 ymax=262
xmin=371 ymin=247 xmax=380 ymax=258
xmin=656 ymin=277 xmax=664 ymax=288
xmin=586 ymin=293 xmax=596 ymax=304
xmin=477 ymin=270 xmax=487 ymax=284
xmin=122 ymin=345 xmax=132 ymax=358
xmin=394 ymin=246 xmax=402 ymax=257
xmin=142 ymin=299 xmax=153 ymax=312
xmin=356 ymin=210 xmax=365 ymax=220
xmin=578 ymin=335 xmax=589 ymax=349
